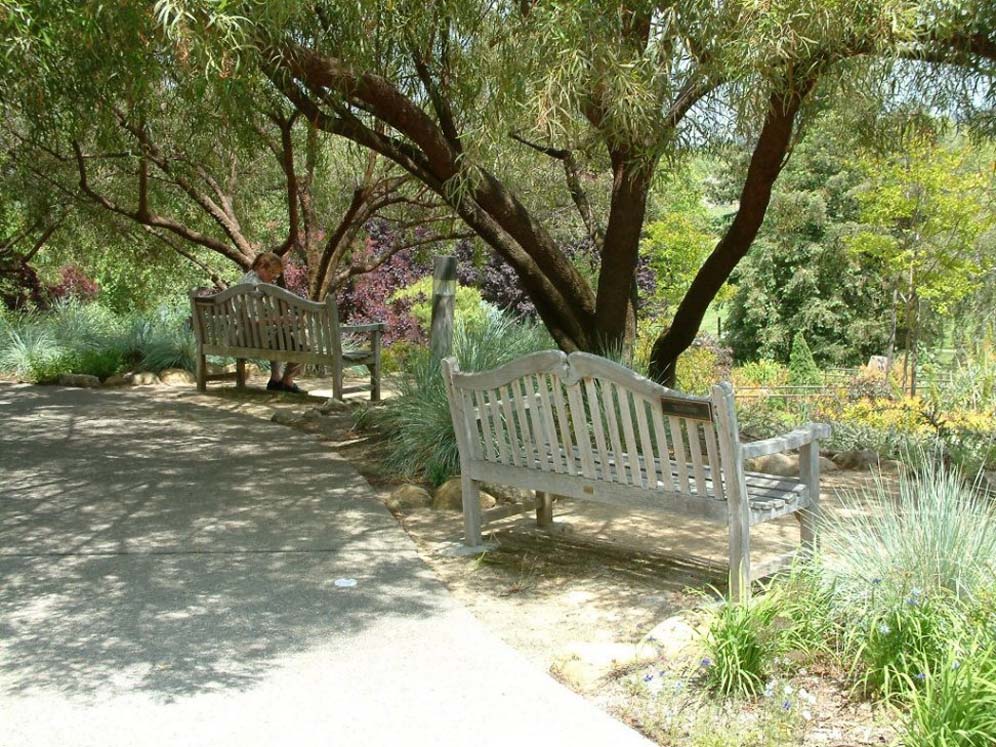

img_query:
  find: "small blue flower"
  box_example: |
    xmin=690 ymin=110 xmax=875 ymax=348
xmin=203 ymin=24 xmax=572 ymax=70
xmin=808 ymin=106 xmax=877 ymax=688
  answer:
xmin=763 ymin=681 xmax=775 ymax=698
xmin=781 ymin=699 xmax=793 ymax=712
xmin=871 ymin=577 xmax=883 ymax=586
xmin=673 ymin=680 xmax=685 ymax=693
xmin=643 ymin=673 xmax=654 ymax=682
xmin=877 ymin=623 xmax=891 ymax=635
xmin=700 ymin=657 xmax=713 ymax=668
xmin=658 ymin=670 xmax=667 ymax=678
xmin=914 ymin=672 xmax=926 ymax=681
xmin=951 ymin=660 xmax=961 ymax=671
xmin=910 ymin=587 xmax=923 ymax=597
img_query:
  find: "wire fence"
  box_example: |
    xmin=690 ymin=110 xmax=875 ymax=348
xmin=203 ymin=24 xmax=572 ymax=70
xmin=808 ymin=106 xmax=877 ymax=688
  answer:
xmin=734 ymin=366 xmax=956 ymax=402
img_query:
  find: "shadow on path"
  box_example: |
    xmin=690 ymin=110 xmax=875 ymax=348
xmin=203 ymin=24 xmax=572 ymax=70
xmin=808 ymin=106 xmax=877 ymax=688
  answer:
xmin=0 ymin=385 xmax=443 ymax=703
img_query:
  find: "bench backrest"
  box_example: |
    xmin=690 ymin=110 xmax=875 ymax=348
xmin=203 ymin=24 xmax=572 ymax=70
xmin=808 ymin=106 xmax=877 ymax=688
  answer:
xmin=190 ymin=283 xmax=343 ymax=360
xmin=442 ymin=351 xmax=744 ymax=501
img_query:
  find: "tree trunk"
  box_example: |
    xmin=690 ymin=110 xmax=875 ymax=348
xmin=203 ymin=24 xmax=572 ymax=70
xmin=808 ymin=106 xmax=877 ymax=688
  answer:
xmin=648 ymin=82 xmax=813 ymax=385
xmin=594 ymin=150 xmax=654 ymax=355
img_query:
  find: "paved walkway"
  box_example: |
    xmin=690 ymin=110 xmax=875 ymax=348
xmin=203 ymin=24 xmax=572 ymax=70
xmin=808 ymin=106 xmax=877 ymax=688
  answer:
xmin=0 ymin=384 xmax=653 ymax=747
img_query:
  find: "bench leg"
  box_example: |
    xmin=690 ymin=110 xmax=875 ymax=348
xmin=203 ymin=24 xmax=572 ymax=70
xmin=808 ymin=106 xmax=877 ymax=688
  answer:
xmin=236 ymin=359 xmax=247 ymax=390
xmin=462 ymin=474 xmax=483 ymax=547
xmin=370 ymin=330 xmax=382 ymax=401
xmin=333 ymin=365 xmax=343 ymax=402
xmin=535 ymin=490 xmax=553 ymax=528
xmin=729 ymin=509 xmax=751 ymax=602
xmin=369 ymin=362 xmax=381 ymax=402
xmin=798 ymin=442 xmax=821 ymax=557
xmin=196 ymin=353 xmax=207 ymax=392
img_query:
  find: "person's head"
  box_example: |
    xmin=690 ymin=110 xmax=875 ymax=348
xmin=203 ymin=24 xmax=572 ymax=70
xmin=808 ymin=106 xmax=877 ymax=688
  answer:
xmin=251 ymin=252 xmax=284 ymax=284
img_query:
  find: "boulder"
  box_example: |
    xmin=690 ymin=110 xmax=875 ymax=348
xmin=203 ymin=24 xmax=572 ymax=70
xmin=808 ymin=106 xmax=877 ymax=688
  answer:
xmin=551 ymin=641 xmax=658 ymax=692
xmin=158 ymin=368 xmax=196 ymax=386
xmin=57 ymin=373 xmax=100 ymax=388
xmin=386 ymin=485 xmax=433 ymax=512
xmin=643 ymin=615 xmax=701 ymax=662
xmin=832 ymin=449 xmax=880 ymax=471
xmin=745 ymin=452 xmax=798 ymax=476
xmin=481 ymin=483 xmax=534 ymax=504
xmin=819 ymin=456 xmax=838 ymax=472
xmin=318 ymin=398 xmax=351 ymax=414
xmin=102 ymin=374 xmax=130 ymax=387
xmin=271 ymin=411 xmax=306 ymax=427
xmin=129 ymin=371 xmax=160 ymax=386
xmin=432 ymin=478 xmax=496 ymax=511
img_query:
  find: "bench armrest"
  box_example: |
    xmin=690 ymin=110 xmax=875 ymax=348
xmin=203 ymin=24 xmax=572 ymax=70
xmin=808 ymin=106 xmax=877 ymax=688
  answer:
xmin=741 ymin=422 xmax=831 ymax=459
xmin=340 ymin=323 xmax=386 ymax=334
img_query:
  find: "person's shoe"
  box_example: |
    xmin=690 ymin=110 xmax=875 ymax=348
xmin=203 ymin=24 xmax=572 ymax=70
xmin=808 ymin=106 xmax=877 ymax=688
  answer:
xmin=281 ymin=382 xmax=307 ymax=394
xmin=266 ymin=380 xmax=284 ymax=391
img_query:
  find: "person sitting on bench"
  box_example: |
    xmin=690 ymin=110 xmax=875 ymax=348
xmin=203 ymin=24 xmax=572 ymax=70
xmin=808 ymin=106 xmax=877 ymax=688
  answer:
xmin=238 ymin=252 xmax=306 ymax=394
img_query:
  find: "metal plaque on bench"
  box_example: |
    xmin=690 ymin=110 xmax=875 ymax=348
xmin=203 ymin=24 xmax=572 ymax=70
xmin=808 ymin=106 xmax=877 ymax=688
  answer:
xmin=659 ymin=396 xmax=713 ymax=421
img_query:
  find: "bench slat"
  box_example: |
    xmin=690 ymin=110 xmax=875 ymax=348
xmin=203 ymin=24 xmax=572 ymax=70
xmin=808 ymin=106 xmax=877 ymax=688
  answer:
xmin=600 ymin=381 xmax=627 ymax=484
xmin=536 ymin=374 xmax=563 ymax=473
xmin=584 ymin=378 xmax=612 ymax=482
xmin=703 ymin=422 xmax=725 ymax=500
xmin=566 ymin=382 xmax=597 ymax=479
xmin=635 ymin=396 xmax=657 ymax=491
xmin=687 ymin=420 xmax=708 ymax=497
xmin=669 ymin=415 xmax=690 ymax=494
xmin=617 ymin=387 xmax=644 ymax=488
xmin=552 ymin=380 xmax=577 ymax=476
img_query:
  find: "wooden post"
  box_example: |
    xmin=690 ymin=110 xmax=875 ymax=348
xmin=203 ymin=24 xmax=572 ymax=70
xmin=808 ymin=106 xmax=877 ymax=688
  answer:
xmin=430 ymin=256 xmax=457 ymax=364
xmin=235 ymin=359 xmax=247 ymax=389
xmin=798 ymin=442 xmax=821 ymax=556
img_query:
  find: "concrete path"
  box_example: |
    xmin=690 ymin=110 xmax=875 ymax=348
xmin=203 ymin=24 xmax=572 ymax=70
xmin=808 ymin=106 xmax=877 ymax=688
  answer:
xmin=0 ymin=385 xmax=653 ymax=747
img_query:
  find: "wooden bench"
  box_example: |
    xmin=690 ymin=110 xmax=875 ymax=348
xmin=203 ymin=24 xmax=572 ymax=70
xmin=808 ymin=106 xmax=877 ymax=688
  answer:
xmin=189 ymin=283 xmax=383 ymax=401
xmin=442 ymin=351 xmax=830 ymax=600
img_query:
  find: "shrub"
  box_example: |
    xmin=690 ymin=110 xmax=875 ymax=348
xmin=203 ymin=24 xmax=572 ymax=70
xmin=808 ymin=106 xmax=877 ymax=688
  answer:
xmin=390 ymin=277 xmax=491 ymax=333
xmin=732 ymin=359 xmax=789 ymax=388
xmin=787 ymin=332 xmax=821 ymax=386
xmin=362 ymin=307 xmax=552 ymax=483
xmin=676 ymin=336 xmax=732 ymax=395
xmin=49 ymin=264 xmax=100 ymax=303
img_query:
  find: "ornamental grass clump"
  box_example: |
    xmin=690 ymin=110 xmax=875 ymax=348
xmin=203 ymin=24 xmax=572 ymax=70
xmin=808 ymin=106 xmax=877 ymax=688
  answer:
xmin=820 ymin=456 xmax=996 ymax=602
xmin=364 ymin=307 xmax=551 ymax=484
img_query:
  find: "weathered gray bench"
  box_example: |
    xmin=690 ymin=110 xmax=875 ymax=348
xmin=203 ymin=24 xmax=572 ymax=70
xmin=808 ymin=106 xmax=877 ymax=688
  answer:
xmin=442 ymin=351 xmax=830 ymax=600
xmin=189 ymin=283 xmax=383 ymax=401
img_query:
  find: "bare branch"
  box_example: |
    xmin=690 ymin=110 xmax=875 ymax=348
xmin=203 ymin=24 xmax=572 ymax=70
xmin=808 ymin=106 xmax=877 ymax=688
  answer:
xmin=511 ymin=133 xmax=603 ymax=245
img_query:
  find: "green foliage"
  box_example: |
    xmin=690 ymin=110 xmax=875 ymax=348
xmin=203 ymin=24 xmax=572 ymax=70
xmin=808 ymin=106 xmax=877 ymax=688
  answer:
xmin=391 ymin=278 xmax=491 ymax=333
xmin=362 ymin=308 xmax=552 ymax=483
xmin=787 ymin=332 xmax=821 ymax=386
xmin=724 ymin=112 xmax=895 ymax=366
xmin=701 ymin=566 xmax=834 ymax=698
xmin=846 ymin=589 xmax=958 ymax=699
xmin=901 ymin=637 xmax=996 ymax=747
xmin=733 ymin=360 xmax=788 ymax=387
xmin=675 ymin=339 xmax=731 ymax=395
xmin=848 ymin=133 xmax=994 ymax=317
xmin=702 ymin=597 xmax=781 ymax=698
